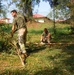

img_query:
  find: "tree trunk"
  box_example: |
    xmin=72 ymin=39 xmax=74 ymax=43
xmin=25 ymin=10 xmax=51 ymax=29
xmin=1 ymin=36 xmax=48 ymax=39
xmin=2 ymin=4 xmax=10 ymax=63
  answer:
xmin=53 ymin=7 xmax=56 ymax=34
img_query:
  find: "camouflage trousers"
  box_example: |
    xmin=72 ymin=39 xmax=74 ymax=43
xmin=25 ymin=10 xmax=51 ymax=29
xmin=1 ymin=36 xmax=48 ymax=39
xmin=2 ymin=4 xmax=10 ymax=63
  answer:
xmin=18 ymin=28 xmax=27 ymax=54
xmin=41 ymin=33 xmax=51 ymax=43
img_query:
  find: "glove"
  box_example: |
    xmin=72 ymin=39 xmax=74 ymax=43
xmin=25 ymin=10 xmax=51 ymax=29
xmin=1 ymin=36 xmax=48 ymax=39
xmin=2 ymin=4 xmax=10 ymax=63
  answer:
xmin=10 ymin=29 xmax=17 ymax=37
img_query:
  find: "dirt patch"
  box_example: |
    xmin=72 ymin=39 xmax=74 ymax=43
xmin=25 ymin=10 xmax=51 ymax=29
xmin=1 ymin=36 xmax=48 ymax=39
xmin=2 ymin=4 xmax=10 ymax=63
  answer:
xmin=27 ymin=21 xmax=42 ymax=28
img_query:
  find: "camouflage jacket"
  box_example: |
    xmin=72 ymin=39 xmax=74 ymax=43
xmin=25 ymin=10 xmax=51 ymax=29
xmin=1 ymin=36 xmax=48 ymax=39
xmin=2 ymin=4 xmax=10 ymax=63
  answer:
xmin=13 ymin=14 xmax=27 ymax=30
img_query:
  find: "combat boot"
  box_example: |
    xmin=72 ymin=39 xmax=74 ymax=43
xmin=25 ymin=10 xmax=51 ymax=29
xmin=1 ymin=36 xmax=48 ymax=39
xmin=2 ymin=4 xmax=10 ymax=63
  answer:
xmin=21 ymin=53 xmax=27 ymax=64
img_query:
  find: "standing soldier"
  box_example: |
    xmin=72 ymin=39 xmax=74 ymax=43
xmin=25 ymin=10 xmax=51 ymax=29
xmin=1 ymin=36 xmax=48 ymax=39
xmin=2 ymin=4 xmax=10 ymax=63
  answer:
xmin=11 ymin=10 xmax=27 ymax=65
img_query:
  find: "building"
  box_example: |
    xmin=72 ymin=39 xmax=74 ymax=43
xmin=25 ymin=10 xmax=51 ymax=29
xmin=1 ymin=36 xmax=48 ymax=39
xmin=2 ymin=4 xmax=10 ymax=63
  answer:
xmin=33 ymin=14 xmax=50 ymax=23
xmin=0 ymin=18 xmax=10 ymax=24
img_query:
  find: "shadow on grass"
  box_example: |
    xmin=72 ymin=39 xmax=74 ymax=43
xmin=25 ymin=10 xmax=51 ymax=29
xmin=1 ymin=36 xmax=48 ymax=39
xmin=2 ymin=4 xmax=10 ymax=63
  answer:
xmin=52 ymin=32 xmax=74 ymax=43
xmin=34 ymin=67 xmax=66 ymax=75
xmin=61 ymin=44 xmax=74 ymax=73
xmin=0 ymin=41 xmax=6 ymax=52
xmin=46 ymin=44 xmax=74 ymax=74
xmin=0 ymin=67 xmax=63 ymax=75
xmin=0 ymin=69 xmax=29 ymax=75
xmin=26 ymin=43 xmax=46 ymax=54
xmin=0 ymin=40 xmax=13 ymax=54
xmin=0 ymin=66 xmax=72 ymax=75
xmin=0 ymin=38 xmax=46 ymax=55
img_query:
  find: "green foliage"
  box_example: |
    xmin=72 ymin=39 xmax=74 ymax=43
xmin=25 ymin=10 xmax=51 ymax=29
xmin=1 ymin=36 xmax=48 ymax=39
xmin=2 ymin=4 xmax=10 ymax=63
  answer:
xmin=0 ymin=22 xmax=74 ymax=75
xmin=10 ymin=0 xmax=40 ymax=18
xmin=0 ymin=24 xmax=15 ymax=54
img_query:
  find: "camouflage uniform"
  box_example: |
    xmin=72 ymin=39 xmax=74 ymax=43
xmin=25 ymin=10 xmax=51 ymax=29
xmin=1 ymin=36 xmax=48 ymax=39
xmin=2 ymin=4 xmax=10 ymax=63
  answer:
xmin=41 ymin=32 xmax=51 ymax=43
xmin=13 ymin=14 xmax=27 ymax=54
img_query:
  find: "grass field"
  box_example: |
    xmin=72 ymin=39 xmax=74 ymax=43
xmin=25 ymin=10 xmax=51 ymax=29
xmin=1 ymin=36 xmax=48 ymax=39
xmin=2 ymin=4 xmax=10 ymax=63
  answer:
xmin=0 ymin=21 xmax=74 ymax=75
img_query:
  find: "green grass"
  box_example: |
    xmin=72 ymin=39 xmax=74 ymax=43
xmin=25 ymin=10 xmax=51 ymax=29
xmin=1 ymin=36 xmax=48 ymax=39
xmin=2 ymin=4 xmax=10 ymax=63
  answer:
xmin=0 ymin=22 xmax=74 ymax=75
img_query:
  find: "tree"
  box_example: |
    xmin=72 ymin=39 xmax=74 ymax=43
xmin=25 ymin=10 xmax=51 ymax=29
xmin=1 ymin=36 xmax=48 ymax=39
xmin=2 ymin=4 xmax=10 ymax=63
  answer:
xmin=48 ymin=8 xmax=70 ymax=21
xmin=46 ymin=0 xmax=74 ymax=33
xmin=9 ymin=0 xmax=40 ymax=20
xmin=45 ymin=0 xmax=59 ymax=34
xmin=0 ymin=0 xmax=7 ymax=18
xmin=67 ymin=0 xmax=74 ymax=33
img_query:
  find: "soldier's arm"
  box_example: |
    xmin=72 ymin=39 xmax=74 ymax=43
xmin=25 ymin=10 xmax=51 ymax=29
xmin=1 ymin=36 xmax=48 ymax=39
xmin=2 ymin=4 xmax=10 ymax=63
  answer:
xmin=11 ymin=24 xmax=16 ymax=37
xmin=11 ymin=18 xmax=17 ymax=37
xmin=12 ymin=24 xmax=16 ymax=33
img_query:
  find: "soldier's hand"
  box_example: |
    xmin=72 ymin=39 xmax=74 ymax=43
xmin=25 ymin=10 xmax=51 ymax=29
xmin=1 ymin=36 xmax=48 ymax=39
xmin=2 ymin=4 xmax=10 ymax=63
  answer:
xmin=11 ymin=31 xmax=14 ymax=37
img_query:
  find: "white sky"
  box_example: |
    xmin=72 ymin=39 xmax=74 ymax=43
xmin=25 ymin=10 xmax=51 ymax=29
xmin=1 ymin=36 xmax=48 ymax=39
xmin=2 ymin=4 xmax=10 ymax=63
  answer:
xmin=33 ymin=0 xmax=51 ymax=16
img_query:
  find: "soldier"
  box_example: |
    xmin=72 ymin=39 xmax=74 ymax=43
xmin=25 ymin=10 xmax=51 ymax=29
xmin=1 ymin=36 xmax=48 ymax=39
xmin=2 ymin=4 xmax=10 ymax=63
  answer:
xmin=40 ymin=28 xmax=51 ymax=44
xmin=11 ymin=10 xmax=27 ymax=64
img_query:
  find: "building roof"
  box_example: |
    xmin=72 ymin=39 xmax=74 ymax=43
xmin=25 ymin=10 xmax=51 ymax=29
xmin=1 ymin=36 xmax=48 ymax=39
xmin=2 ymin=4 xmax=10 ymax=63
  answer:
xmin=0 ymin=18 xmax=10 ymax=24
xmin=33 ymin=14 xmax=45 ymax=18
xmin=0 ymin=18 xmax=10 ymax=20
